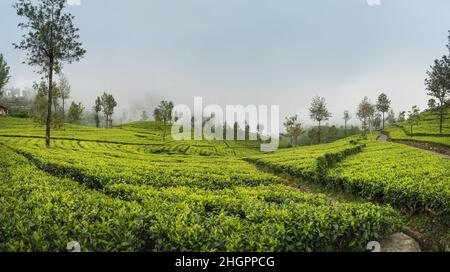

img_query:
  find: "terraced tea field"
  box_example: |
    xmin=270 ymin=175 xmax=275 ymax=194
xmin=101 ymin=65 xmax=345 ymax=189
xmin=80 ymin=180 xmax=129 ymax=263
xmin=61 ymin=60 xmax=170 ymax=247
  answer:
xmin=385 ymin=109 xmax=450 ymax=147
xmin=0 ymin=117 xmax=448 ymax=251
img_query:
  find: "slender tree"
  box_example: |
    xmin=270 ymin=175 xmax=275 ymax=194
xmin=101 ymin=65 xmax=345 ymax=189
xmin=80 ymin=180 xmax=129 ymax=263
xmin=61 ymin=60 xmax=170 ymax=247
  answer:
xmin=94 ymin=96 xmax=102 ymax=128
xmin=14 ymin=0 xmax=86 ymax=147
xmin=357 ymin=97 xmax=375 ymax=135
xmin=376 ymin=93 xmax=391 ymax=130
xmin=58 ymin=74 xmax=71 ymax=120
xmin=407 ymin=106 xmax=421 ymax=134
xmin=283 ymin=115 xmax=303 ymax=147
xmin=154 ymin=100 xmax=174 ymax=140
xmin=309 ymin=96 xmax=332 ymax=143
xmin=100 ymin=92 xmax=117 ymax=128
xmin=343 ymin=111 xmax=351 ymax=136
xmin=0 ymin=54 xmax=10 ymax=97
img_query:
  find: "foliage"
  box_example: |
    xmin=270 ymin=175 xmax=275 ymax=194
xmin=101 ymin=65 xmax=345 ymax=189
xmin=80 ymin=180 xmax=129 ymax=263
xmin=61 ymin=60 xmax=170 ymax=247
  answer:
xmin=14 ymin=0 xmax=86 ymax=147
xmin=327 ymin=139 xmax=450 ymax=221
xmin=425 ymin=57 xmax=450 ymax=134
xmin=100 ymin=92 xmax=117 ymax=128
xmin=248 ymin=135 xmax=450 ymax=222
xmin=154 ymin=100 xmax=174 ymax=140
xmin=0 ymin=54 xmax=10 ymax=96
xmin=283 ymin=115 xmax=303 ymax=147
xmin=31 ymin=81 xmax=63 ymax=128
xmin=94 ymin=96 xmax=102 ymax=128
xmin=67 ymin=102 xmax=84 ymax=124
xmin=58 ymin=74 xmax=71 ymax=119
xmin=376 ymin=93 xmax=391 ymax=129
xmin=309 ymin=96 xmax=332 ymax=143
xmin=0 ymin=138 xmax=398 ymax=252
xmin=384 ymin=108 xmax=450 ymax=147
xmin=407 ymin=106 xmax=421 ymax=134
xmin=357 ymin=97 xmax=375 ymax=134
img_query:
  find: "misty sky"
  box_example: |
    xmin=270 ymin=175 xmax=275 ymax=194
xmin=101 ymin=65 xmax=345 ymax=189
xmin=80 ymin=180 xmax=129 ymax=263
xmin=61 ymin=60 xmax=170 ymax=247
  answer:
xmin=1 ymin=0 xmax=449 ymax=125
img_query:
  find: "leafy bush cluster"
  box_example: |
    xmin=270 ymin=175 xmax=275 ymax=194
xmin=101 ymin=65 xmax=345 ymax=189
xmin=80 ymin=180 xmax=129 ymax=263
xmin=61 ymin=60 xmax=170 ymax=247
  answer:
xmin=248 ymin=136 xmax=449 ymax=222
xmin=327 ymin=141 xmax=450 ymax=221
xmin=246 ymin=137 xmax=365 ymax=180
xmin=0 ymin=139 xmax=398 ymax=252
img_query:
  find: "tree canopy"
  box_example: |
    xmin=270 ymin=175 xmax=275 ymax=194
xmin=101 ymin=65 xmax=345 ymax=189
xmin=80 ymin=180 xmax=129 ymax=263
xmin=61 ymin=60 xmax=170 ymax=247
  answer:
xmin=376 ymin=93 xmax=391 ymax=129
xmin=283 ymin=115 xmax=303 ymax=147
xmin=309 ymin=96 xmax=332 ymax=143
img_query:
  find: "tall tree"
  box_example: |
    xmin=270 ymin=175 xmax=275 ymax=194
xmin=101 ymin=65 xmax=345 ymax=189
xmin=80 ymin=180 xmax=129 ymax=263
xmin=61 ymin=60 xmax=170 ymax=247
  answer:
xmin=283 ymin=115 xmax=303 ymax=147
xmin=154 ymin=100 xmax=174 ymax=140
xmin=94 ymin=96 xmax=102 ymax=128
xmin=425 ymin=58 xmax=450 ymax=134
xmin=343 ymin=111 xmax=351 ymax=136
xmin=58 ymin=74 xmax=71 ymax=120
xmin=0 ymin=54 xmax=10 ymax=97
xmin=100 ymin=92 xmax=117 ymax=128
xmin=309 ymin=96 xmax=332 ymax=143
xmin=376 ymin=93 xmax=391 ymax=130
xmin=357 ymin=97 xmax=375 ymax=135
xmin=67 ymin=101 xmax=84 ymax=124
xmin=407 ymin=106 xmax=421 ymax=134
xmin=14 ymin=0 xmax=86 ymax=147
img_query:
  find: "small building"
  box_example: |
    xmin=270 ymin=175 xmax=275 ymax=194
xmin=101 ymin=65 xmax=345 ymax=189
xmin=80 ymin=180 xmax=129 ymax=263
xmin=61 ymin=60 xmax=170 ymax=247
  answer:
xmin=0 ymin=104 xmax=9 ymax=116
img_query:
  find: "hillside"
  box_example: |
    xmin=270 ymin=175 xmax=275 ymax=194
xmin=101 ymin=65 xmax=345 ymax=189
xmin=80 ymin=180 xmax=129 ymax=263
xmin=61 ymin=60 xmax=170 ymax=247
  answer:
xmin=385 ymin=108 xmax=450 ymax=147
xmin=0 ymin=117 xmax=449 ymax=252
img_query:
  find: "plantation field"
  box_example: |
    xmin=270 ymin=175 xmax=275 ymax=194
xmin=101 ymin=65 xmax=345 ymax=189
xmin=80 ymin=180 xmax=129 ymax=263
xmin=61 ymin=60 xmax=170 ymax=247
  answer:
xmin=0 ymin=117 xmax=449 ymax=251
xmin=246 ymin=136 xmax=365 ymax=180
xmin=0 ymin=118 xmax=399 ymax=252
xmin=327 ymin=140 xmax=450 ymax=219
xmin=0 ymin=117 xmax=261 ymax=156
xmin=247 ymin=136 xmax=450 ymax=222
xmin=385 ymin=109 xmax=450 ymax=147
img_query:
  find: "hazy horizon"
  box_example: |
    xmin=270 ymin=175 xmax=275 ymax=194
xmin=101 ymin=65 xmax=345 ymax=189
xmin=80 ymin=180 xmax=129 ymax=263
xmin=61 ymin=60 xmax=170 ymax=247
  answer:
xmin=1 ymin=0 xmax=449 ymax=125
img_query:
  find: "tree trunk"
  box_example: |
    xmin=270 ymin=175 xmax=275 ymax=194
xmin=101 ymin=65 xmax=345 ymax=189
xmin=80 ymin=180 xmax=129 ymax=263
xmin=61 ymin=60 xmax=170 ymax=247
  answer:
xmin=163 ymin=121 xmax=166 ymax=140
xmin=382 ymin=112 xmax=385 ymax=130
xmin=440 ymin=110 xmax=443 ymax=135
xmin=46 ymin=60 xmax=53 ymax=148
xmin=62 ymin=97 xmax=65 ymax=121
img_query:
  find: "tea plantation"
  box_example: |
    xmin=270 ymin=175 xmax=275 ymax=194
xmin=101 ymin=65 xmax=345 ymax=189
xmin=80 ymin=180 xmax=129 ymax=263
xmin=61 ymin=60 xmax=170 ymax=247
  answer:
xmin=0 ymin=117 xmax=448 ymax=251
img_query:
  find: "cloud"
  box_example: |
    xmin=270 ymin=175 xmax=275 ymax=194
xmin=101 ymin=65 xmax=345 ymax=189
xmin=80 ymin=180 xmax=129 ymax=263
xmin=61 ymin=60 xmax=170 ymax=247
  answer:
xmin=366 ymin=0 xmax=382 ymax=6
xmin=67 ymin=0 xmax=81 ymax=6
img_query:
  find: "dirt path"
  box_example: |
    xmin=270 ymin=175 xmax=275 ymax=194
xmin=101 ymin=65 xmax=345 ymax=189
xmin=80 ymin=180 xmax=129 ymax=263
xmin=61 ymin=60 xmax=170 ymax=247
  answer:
xmin=251 ymin=163 xmax=367 ymax=205
xmin=379 ymin=133 xmax=389 ymax=142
